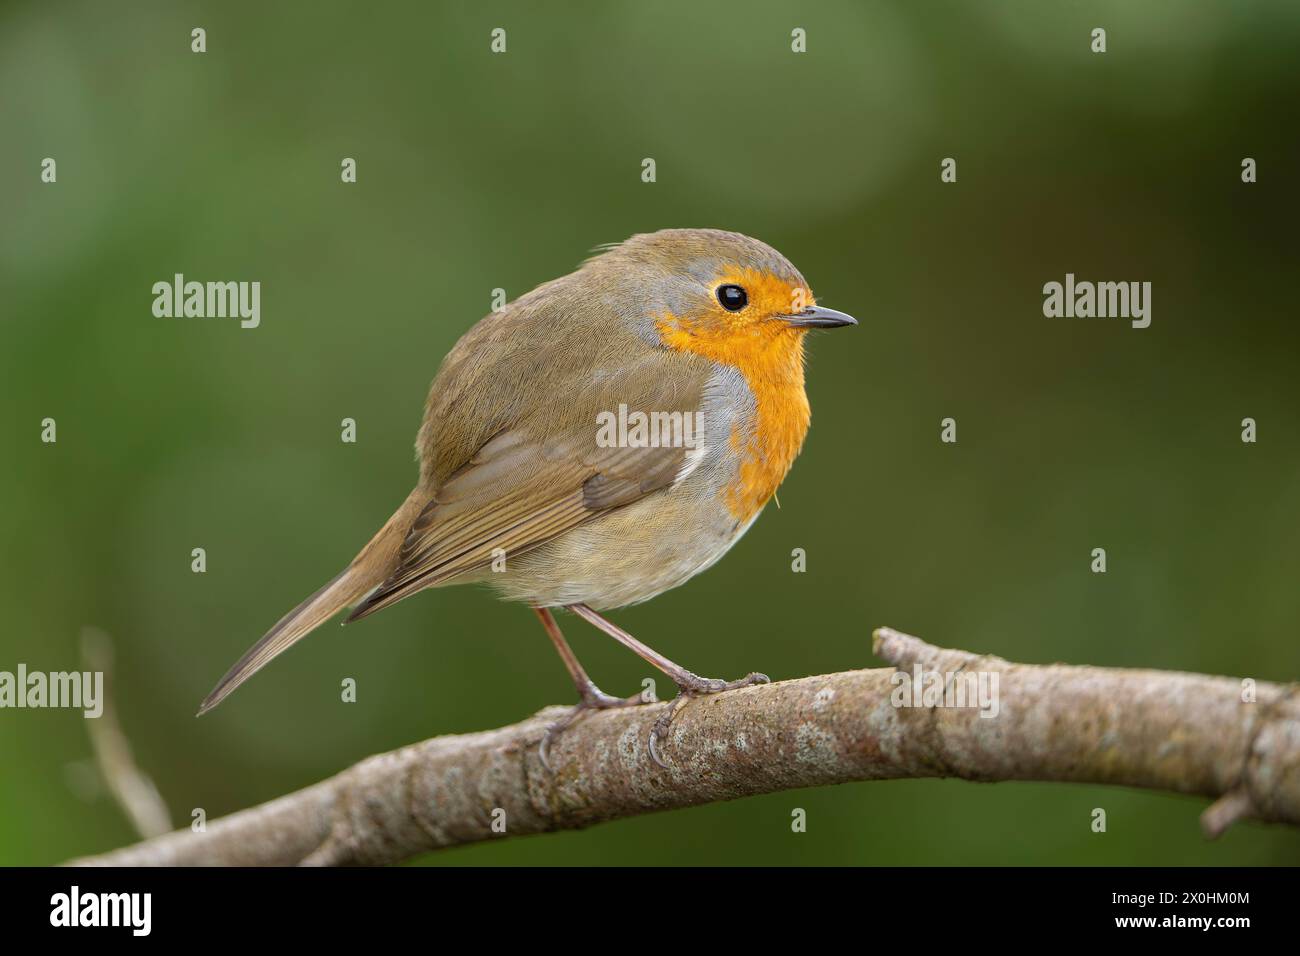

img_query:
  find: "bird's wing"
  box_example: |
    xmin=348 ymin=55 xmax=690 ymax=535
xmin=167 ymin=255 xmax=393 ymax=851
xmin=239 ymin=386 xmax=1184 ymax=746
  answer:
xmin=346 ymin=351 xmax=712 ymax=621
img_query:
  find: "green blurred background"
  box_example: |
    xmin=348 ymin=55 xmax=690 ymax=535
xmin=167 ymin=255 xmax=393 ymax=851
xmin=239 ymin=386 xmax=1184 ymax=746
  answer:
xmin=3 ymin=0 xmax=1298 ymax=865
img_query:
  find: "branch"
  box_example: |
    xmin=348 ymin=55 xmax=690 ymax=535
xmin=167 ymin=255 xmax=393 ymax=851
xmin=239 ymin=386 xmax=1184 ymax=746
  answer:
xmin=68 ymin=628 xmax=1300 ymax=866
xmin=81 ymin=628 xmax=173 ymax=840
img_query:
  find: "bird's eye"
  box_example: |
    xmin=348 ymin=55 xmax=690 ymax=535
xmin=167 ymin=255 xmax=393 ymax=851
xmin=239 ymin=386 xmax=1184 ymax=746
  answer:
xmin=717 ymin=284 xmax=748 ymax=311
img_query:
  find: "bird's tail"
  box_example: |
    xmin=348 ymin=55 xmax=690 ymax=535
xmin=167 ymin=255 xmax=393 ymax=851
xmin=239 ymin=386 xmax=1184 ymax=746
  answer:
xmin=196 ymin=488 xmax=426 ymax=716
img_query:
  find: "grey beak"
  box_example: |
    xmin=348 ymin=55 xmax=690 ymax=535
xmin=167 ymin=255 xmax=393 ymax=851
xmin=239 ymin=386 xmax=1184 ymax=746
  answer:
xmin=780 ymin=305 xmax=858 ymax=329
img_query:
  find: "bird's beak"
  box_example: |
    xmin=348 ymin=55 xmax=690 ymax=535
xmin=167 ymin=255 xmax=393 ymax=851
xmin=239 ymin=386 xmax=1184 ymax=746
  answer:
xmin=779 ymin=305 xmax=858 ymax=329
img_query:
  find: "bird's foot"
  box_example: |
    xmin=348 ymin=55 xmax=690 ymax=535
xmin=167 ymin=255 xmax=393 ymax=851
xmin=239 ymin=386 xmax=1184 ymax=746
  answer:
xmin=648 ymin=670 xmax=769 ymax=768
xmin=539 ymin=682 xmax=647 ymax=771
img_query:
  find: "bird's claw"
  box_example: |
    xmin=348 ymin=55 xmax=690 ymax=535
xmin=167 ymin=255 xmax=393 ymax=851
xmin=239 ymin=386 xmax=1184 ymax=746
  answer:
xmin=647 ymin=671 xmax=770 ymax=768
xmin=538 ymin=684 xmax=646 ymax=772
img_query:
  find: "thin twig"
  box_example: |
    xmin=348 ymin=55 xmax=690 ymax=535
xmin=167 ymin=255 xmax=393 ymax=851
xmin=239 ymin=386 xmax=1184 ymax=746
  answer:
xmin=80 ymin=627 xmax=173 ymax=840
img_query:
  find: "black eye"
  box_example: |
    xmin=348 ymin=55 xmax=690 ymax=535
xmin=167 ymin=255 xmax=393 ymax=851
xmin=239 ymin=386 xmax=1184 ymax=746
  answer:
xmin=717 ymin=284 xmax=748 ymax=311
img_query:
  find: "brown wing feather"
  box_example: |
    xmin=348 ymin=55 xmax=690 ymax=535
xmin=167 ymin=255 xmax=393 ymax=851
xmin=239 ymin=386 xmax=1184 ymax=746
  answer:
xmin=346 ymin=423 xmax=692 ymax=622
xmin=351 ymin=444 xmax=686 ymax=616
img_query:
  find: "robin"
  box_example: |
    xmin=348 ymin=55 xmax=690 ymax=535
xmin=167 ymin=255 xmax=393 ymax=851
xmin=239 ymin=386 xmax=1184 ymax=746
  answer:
xmin=198 ymin=228 xmax=856 ymax=766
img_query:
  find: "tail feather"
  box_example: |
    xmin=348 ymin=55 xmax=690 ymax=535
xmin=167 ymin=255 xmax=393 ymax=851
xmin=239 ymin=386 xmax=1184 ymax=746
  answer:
xmin=196 ymin=489 xmax=426 ymax=716
xmin=196 ymin=567 xmax=372 ymax=715
xmin=344 ymin=573 xmax=418 ymax=624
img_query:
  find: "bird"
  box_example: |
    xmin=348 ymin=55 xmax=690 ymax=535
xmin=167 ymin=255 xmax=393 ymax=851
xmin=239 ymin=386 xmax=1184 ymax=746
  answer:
xmin=197 ymin=228 xmax=856 ymax=766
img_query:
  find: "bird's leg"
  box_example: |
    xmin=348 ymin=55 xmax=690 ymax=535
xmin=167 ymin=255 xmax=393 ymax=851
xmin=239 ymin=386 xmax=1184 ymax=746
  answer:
xmin=566 ymin=603 xmax=769 ymax=767
xmin=532 ymin=606 xmax=646 ymax=770
xmin=536 ymin=606 xmax=645 ymax=709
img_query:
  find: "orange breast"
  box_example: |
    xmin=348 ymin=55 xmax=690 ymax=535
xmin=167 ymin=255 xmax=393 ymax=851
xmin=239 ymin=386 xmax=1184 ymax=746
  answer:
xmin=656 ymin=313 xmax=811 ymax=523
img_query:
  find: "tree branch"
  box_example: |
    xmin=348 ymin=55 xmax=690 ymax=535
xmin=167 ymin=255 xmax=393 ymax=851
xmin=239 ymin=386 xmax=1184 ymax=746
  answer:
xmin=68 ymin=628 xmax=1300 ymax=866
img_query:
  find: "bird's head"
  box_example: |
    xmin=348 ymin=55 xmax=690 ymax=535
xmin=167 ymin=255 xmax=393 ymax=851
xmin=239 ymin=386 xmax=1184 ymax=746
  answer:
xmin=584 ymin=229 xmax=856 ymax=370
